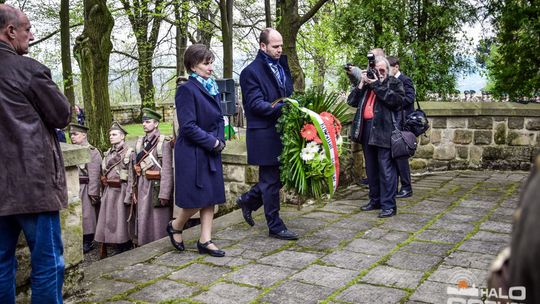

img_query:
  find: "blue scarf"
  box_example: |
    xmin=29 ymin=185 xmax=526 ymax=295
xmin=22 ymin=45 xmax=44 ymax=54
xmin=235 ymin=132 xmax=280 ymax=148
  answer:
xmin=191 ymin=73 xmax=219 ymax=96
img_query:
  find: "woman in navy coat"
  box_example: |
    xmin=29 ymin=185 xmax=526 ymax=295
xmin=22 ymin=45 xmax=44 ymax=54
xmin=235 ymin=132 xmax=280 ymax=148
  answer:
xmin=167 ymin=44 xmax=226 ymax=257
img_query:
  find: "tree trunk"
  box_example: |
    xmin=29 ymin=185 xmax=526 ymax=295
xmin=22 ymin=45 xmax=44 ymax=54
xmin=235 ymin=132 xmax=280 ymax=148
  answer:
xmin=174 ymin=0 xmax=188 ymax=77
xmin=195 ymin=1 xmax=215 ymax=46
xmin=276 ymin=0 xmax=330 ymax=92
xmin=265 ymin=0 xmax=272 ymax=28
xmin=219 ymin=0 xmax=233 ymax=78
xmin=120 ymin=0 xmax=164 ymax=114
xmin=60 ymin=0 xmax=76 ymax=123
xmin=74 ymin=0 xmax=114 ymax=151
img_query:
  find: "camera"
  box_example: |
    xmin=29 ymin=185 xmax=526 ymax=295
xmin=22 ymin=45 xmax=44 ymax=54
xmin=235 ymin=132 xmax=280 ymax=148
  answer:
xmin=366 ymin=53 xmax=377 ymax=79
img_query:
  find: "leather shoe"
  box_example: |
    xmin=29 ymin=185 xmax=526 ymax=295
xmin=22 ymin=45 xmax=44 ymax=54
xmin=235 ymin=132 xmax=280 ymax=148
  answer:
xmin=269 ymin=229 xmax=299 ymax=240
xmin=83 ymin=241 xmax=95 ymax=254
xmin=166 ymin=220 xmax=185 ymax=251
xmin=360 ymin=202 xmax=381 ymax=211
xmin=396 ymin=189 xmax=413 ymax=198
xmin=236 ymin=197 xmax=255 ymax=226
xmin=378 ymin=208 xmax=397 ymax=218
xmin=197 ymin=240 xmax=225 ymax=257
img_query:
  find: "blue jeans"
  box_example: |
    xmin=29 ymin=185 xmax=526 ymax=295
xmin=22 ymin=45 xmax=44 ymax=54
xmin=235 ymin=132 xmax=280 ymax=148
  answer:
xmin=0 ymin=211 xmax=64 ymax=304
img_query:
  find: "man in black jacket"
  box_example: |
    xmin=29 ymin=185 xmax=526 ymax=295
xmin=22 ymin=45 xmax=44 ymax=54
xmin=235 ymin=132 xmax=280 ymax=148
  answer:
xmin=388 ymin=56 xmax=416 ymax=198
xmin=347 ymin=56 xmax=405 ymax=217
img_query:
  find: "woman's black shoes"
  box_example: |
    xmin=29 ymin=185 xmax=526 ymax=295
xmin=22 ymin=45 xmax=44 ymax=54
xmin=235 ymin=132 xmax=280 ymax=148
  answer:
xmin=197 ymin=240 xmax=225 ymax=257
xmin=166 ymin=221 xmax=185 ymax=251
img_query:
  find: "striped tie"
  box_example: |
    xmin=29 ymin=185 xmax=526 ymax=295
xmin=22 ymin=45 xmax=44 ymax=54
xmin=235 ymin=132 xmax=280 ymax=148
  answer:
xmin=270 ymin=63 xmax=283 ymax=86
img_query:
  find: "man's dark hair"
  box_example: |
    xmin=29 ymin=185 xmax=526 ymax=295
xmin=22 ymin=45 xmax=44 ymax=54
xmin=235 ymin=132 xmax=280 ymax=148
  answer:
xmin=0 ymin=4 xmax=20 ymax=29
xmin=183 ymin=44 xmax=215 ymax=73
xmin=387 ymin=56 xmax=400 ymax=67
xmin=259 ymin=28 xmax=273 ymax=45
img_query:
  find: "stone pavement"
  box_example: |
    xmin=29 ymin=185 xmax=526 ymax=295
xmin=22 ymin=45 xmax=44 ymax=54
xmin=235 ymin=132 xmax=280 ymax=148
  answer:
xmin=68 ymin=170 xmax=527 ymax=304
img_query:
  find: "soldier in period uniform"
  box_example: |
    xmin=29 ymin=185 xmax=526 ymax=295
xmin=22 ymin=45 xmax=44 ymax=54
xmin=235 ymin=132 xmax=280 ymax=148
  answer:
xmin=134 ymin=108 xmax=174 ymax=246
xmin=94 ymin=122 xmax=135 ymax=258
xmin=69 ymin=123 xmax=102 ymax=253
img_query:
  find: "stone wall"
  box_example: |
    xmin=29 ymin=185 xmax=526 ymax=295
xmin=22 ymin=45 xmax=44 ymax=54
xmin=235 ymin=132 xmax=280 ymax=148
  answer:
xmin=111 ymin=102 xmax=175 ymax=123
xmin=16 ymin=144 xmax=89 ymax=302
xmin=410 ymin=102 xmax=540 ymax=171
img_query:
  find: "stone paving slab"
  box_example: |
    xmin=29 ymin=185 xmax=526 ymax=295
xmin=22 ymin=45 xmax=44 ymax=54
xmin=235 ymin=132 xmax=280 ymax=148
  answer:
xmin=335 ymin=284 xmax=407 ymax=303
xmin=68 ymin=170 xmax=528 ymax=304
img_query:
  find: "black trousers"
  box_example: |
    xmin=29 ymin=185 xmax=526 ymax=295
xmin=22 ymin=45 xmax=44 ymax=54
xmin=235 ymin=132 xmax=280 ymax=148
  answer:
xmin=361 ymin=119 xmax=397 ymax=210
xmin=395 ymin=157 xmax=412 ymax=192
xmin=240 ymin=165 xmax=286 ymax=233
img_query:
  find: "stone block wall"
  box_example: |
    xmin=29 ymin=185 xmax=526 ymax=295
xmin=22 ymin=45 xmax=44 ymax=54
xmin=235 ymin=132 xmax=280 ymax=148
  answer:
xmin=410 ymin=102 xmax=540 ymax=171
xmin=110 ymin=102 xmax=175 ymax=123
xmin=16 ymin=144 xmax=89 ymax=302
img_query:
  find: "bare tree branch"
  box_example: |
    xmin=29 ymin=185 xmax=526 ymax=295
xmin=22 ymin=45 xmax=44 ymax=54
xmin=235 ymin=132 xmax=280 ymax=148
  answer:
xmin=30 ymin=23 xmax=83 ymax=47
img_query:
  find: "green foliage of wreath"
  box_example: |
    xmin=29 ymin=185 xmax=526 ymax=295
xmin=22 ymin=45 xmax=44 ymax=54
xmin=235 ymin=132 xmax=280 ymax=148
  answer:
xmin=277 ymin=89 xmax=351 ymax=200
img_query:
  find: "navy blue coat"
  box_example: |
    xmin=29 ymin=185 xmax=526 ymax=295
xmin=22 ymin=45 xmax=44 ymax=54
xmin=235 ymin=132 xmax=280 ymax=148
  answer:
xmin=174 ymin=77 xmax=225 ymax=208
xmin=240 ymin=50 xmax=294 ymax=166
xmin=398 ymin=73 xmax=416 ymax=116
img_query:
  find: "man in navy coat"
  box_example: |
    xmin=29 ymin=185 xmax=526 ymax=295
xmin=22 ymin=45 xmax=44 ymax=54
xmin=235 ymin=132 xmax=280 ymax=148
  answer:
xmin=236 ymin=28 xmax=298 ymax=240
xmin=388 ymin=56 xmax=416 ymax=198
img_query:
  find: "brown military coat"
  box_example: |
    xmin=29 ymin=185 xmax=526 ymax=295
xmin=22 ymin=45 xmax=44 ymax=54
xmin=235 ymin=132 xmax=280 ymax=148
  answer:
xmin=94 ymin=142 xmax=135 ymax=244
xmin=135 ymin=130 xmax=173 ymax=246
xmin=0 ymin=42 xmax=71 ymax=216
xmin=79 ymin=144 xmax=102 ymax=235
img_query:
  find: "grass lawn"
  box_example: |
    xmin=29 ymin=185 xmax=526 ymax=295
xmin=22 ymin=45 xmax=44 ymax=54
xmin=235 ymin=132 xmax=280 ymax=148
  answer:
xmin=123 ymin=122 xmax=174 ymax=140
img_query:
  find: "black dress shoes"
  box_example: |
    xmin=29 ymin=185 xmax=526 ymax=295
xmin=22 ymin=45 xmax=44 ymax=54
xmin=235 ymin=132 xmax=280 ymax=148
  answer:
xmin=197 ymin=240 xmax=225 ymax=257
xmin=378 ymin=208 xmax=397 ymax=218
xmin=396 ymin=189 xmax=413 ymax=198
xmin=236 ymin=197 xmax=255 ymax=226
xmin=166 ymin=220 xmax=185 ymax=251
xmin=269 ymin=229 xmax=299 ymax=240
xmin=83 ymin=241 xmax=95 ymax=254
xmin=361 ymin=202 xmax=381 ymax=211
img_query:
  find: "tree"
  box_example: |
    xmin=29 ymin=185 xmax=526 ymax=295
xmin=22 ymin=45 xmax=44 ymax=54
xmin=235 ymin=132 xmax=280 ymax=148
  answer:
xmin=484 ymin=0 xmax=539 ymax=99
xmin=334 ymin=0 xmax=476 ymax=100
xmin=276 ymin=0 xmax=330 ymax=92
xmin=60 ymin=0 xmax=76 ymax=123
xmin=74 ymin=0 xmax=114 ymax=151
xmin=219 ymin=0 xmax=233 ymax=78
xmin=119 ymin=0 xmax=165 ymax=112
xmin=173 ymin=0 xmax=189 ymax=77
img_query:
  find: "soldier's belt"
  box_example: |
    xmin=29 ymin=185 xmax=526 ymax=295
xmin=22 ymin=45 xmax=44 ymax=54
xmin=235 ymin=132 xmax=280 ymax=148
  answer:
xmin=105 ymin=178 xmax=122 ymax=188
xmin=79 ymin=176 xmax=89 ymax=184
xmin=145 ymin=170 xmax=161 ymax=180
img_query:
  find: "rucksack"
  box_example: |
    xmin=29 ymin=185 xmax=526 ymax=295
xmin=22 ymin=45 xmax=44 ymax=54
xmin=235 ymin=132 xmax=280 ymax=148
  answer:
xmin=404 ymin=100 xmax=430 ymax=137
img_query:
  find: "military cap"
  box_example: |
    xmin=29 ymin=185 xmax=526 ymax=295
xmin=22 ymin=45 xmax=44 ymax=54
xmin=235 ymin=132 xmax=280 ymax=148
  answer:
xmin=142 ymin=108 xmax=162 ymax=121
xmin=109 ymin=121 xmax=128 ymax=135
xmin=69 ymin=123 xmax=89 ymax=133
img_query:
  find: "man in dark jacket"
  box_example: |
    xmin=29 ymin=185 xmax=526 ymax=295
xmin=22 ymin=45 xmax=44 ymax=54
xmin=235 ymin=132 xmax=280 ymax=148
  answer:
xmin=0 ymin=5 xmax=71 ymax=303
xmin=348 ymin=56 xmax=405 ymax=218
xmin=388 ymin=56 xmax=416 ymax=198
xmin=236 ymin=28 xmax=298 ymax=240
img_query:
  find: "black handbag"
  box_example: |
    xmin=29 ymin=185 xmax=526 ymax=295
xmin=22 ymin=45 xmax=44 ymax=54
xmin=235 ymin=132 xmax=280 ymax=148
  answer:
xmin=404 ymin=100 xmax=429 ymax=137
xmin=391 ymin=108 xmax=417 ymax=159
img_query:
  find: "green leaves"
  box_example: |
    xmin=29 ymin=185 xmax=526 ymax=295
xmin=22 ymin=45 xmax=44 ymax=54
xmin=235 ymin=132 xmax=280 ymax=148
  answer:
xmin=277 ymin=90 xmax=348 ymax=200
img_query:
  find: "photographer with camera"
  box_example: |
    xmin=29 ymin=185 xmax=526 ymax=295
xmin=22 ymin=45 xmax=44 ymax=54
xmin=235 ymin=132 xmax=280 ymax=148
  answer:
xmin=347 ymin=54 xmax=405 ymax=218
xmin=388 ymin=56 xmax=416 ymax=199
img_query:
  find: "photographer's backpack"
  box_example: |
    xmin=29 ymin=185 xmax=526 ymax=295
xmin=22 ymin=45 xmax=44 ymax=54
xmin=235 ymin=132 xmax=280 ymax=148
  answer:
xmin=404 ymin=100 xmax=430 ymax=137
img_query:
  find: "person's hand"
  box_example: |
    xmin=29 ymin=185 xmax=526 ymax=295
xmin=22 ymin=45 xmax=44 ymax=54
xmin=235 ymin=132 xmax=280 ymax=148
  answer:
xmin=132 ymin=193 xmax=138 ymax=204
xmin=160 ymin=199 xmax=169 ymax=206
xmin=90 ymin=195 xmax=100 ymax=205
xmin=212 ymin=139 xmax=226 ymax=154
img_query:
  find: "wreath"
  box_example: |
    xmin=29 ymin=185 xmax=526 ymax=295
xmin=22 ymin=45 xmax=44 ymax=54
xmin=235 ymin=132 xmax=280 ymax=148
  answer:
xmin=277 ymin=90 xmax=351 ymax=200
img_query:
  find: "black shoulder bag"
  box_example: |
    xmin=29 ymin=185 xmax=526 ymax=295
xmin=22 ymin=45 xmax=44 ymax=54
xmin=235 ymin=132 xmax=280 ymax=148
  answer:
xmin=403 ymin=100 xmax=430 ymax=137
xmin=391 ymin=105 xmax=418 ymax=159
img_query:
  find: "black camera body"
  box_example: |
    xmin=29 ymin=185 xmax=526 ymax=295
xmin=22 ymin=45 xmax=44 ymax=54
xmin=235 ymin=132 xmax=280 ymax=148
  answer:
xmin=366 ymin=53 xmax=377 ymax=79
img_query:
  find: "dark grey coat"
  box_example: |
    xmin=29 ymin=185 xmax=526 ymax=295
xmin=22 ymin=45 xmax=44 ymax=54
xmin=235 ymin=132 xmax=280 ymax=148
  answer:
xmin=0 ymin=42 xmax=71 ymax=216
